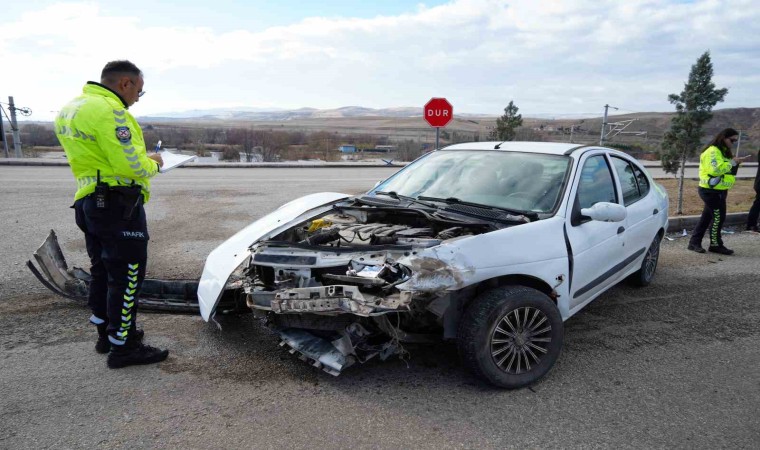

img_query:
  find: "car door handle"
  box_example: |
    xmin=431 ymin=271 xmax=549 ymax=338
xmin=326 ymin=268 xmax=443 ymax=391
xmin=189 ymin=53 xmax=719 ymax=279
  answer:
xmin=617 ymin=226 xmax=625 ymax=234
xmin=653 ymin=208 xmax=659 ymax=215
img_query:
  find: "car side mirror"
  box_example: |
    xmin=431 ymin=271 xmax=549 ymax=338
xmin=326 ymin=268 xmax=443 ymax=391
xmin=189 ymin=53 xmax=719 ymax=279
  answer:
xmin=580 ymin=202 xmax=626 ymax=223
xmin=373 ymin=181 xmax=382 ymax=188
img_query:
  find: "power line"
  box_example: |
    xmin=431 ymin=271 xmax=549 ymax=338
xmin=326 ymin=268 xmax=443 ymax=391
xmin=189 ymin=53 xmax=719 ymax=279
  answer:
xmin=608 ymin=106 xmax=644 ymax=115
xmin=0 ymin=100 xmax=32 ymax=116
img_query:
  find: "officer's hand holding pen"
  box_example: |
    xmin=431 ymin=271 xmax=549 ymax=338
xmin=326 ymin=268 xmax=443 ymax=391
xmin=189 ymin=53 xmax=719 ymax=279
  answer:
xmin=148 ymin=153 xmax=164 ymax=167
xmin=149 ymin=140 xmax=164 ymax=167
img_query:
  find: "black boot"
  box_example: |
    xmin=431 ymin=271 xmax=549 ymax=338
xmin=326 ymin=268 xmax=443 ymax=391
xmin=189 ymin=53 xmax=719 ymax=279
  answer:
xmin=95 ymin=323 xmax=110 ymax=354
xmin=95 ymin=325 xmax=145 ymax=354
xmin=687 ymin=242 xmax=706 ymax=253
xmin=708 ymin=245 xmax=734 ymax=255
xmin=107 ymin=341 xmax=169 ymax=369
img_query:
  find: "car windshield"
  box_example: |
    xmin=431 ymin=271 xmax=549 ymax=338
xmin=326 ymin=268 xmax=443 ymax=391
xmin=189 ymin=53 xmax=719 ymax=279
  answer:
xmin=372 ymin=150 xmax=571 ymax=214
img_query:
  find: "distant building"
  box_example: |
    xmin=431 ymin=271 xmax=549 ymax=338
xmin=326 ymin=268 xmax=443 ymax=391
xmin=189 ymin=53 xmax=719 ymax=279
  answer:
xmin=339 ymin=145 xmax=357 ymax=153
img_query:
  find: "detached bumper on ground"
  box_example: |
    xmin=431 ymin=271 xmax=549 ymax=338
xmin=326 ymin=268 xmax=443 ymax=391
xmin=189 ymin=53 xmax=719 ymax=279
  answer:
xmin=28 ymin=230 xmax=202 ymax=313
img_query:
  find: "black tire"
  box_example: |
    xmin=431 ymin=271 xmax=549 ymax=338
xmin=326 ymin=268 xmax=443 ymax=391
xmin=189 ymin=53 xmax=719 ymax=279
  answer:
xmin=628 ymin=233 xmax=662 ymax=287
xmin=457 ymin=286 xmax=563 ymax=389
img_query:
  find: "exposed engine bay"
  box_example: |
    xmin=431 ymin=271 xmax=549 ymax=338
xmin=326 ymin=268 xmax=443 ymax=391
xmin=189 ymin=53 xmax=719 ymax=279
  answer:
xmin=241 ymin=200 xmax=507 ymax=375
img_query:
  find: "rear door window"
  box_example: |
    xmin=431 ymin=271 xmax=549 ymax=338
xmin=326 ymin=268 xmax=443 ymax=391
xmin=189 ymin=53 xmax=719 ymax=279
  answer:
xmin=611 ymin=156 xmax=641 ymax=206
xmin=633 ymin=165 xmax=650 ymax=198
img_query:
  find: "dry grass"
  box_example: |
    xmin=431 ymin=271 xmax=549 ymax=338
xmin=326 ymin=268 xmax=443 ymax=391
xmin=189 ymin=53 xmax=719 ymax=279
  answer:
xmin=658 ymin=178 xmax=757 ymax=216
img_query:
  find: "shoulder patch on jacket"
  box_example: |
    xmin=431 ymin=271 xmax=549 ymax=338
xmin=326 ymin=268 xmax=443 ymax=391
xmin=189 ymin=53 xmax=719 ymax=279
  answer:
xmin=115 ymin=126 xmax=131 ymax=142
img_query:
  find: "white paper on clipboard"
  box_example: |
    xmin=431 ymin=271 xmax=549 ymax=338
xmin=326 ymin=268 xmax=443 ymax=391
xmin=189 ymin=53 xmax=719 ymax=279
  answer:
xmin=158 ymin=150 xmax=197 ymax=173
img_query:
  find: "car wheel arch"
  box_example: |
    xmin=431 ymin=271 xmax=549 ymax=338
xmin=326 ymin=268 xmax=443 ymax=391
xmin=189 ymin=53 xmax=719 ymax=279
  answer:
xmin=462 ymin=274 xmax=557 ymax=310
xmin=440 ymin=275 xmax=557 ymax=340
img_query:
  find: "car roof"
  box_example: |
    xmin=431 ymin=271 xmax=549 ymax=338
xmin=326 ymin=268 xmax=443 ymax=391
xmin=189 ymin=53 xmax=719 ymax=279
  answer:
xmin=441 ymin=141 xmax=586 ymax=155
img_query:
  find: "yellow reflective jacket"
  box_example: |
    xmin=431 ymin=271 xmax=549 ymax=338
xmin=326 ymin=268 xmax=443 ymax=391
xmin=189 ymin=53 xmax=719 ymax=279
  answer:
xmin=55 ymin=82 xmax=158 ymax=202
xmin=698 ymin=145 xmax=736 ymax=190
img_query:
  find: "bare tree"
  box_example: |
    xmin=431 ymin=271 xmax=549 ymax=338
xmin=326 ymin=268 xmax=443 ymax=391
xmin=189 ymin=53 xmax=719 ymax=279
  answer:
xmin=228 ymin=127 xmax=256 ymax=162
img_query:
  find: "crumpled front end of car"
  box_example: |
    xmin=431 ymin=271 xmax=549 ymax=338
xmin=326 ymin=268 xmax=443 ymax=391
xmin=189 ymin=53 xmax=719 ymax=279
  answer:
xmin=238 ymin=199 xmax=489 ymax=375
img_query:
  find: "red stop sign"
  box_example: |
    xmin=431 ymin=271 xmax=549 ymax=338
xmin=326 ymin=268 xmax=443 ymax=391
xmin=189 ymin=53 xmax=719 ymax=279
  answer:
xmin=424 ymin=97 xmax=453 ymax=128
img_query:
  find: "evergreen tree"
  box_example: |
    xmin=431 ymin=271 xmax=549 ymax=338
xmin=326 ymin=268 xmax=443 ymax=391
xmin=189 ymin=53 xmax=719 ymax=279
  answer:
xmin=661 ymin=51 xmax=727 ymax=214
xmin=491 ymin=100 xmax=523 ymax=141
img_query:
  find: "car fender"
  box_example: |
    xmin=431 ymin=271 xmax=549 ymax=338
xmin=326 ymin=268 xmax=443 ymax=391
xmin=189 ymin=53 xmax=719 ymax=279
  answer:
xmin=397 ymin=216 xmax=571 ymax=316
xmin=198 ymin=192 xmax=350 ymax=321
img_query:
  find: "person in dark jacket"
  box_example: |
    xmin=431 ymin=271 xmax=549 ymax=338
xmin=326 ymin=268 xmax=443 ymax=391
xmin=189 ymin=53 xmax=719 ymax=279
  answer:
xmin=747 ymin=149 xmax=760 ymax=233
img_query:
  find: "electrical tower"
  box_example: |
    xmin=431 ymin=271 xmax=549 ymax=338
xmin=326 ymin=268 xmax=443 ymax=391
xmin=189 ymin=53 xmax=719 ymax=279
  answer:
xmin=599 ymin=104 xmax=646 ymax=145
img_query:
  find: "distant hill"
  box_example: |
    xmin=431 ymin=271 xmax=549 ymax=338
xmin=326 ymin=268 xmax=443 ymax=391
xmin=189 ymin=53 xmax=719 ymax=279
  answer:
xmin=142 ymin=106 xmax=418 ymax=121
xmin=137 ymin=106 xmax=759 ymax=150
xmin=141 ymin=106 xmax=489 ymax=121
xmin=533 ymin=107 xmax=760 ymax=146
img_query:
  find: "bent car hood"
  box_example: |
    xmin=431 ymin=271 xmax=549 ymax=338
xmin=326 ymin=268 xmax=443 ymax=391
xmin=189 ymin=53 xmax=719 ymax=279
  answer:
xmin=198 ymin=192 xmax=350 ymax=321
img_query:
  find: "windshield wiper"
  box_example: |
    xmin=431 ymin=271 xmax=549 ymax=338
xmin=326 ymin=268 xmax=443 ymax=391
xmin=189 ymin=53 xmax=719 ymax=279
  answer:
xmin=417 ymin=195 xmax=538 ymax=221
xmin=375 ymin=191 xmax=436 ymax=209
xmin=374 ymin=190 xmax=401 ymax=199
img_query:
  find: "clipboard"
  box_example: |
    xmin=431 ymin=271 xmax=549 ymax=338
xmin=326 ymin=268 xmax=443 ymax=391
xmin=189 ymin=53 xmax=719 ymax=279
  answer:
xmin=158 ymin=150 xmax=197 ymax=173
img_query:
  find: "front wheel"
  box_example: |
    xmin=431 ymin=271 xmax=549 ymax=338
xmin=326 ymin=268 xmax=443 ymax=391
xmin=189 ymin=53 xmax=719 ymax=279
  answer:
xmin=457 ymin=286 xmax=563 ymax=389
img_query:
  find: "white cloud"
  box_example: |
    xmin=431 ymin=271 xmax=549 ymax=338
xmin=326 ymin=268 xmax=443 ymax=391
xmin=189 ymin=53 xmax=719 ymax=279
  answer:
xmin=2 ymin=0 xmax=759 ymax=120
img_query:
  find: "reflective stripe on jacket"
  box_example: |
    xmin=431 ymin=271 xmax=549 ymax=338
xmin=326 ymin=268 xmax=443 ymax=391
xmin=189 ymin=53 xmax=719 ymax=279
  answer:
xmin=698 ymin=145 xmax=736 ymax=191
xmin=55 ymin=82 xmax=158 ymax=202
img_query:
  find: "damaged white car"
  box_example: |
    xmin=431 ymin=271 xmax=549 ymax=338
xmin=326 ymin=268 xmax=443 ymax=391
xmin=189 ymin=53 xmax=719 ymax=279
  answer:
xmin=31 ymin=142 xmax=668 ymax=388
xmin=196 ymin=142 xmax=668 ymax=388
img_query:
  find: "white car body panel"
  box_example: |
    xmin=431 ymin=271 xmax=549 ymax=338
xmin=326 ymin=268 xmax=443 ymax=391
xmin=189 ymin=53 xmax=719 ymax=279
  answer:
xmin=563 ymin=148 xmax=668 ymax=316
xmin=198 ymin=192 xmax=349 ymax=320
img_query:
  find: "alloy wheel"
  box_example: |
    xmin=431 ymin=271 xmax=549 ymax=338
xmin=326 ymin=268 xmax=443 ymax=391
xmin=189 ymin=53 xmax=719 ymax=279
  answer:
xmin=490 ymin=307 xmax=552 ymax=374
xmin=643 ymin=238 xmax=660 ymax=281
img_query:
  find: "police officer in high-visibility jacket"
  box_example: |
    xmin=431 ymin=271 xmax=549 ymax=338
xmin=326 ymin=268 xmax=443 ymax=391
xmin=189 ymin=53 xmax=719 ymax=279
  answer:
xmin=687 ymin=128 xmax=750 ymax=255
xmin=55 ymin=60 xmax=168 ymax=368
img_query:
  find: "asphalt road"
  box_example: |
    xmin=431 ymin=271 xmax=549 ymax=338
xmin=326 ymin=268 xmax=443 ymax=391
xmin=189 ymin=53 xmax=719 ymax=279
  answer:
xmin=1 ymin=167 xmax=759 ymax=449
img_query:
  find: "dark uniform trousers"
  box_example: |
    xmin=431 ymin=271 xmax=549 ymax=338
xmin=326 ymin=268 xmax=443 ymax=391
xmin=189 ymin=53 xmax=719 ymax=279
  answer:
xmin=690 ymin=187 xmax=727 ymax=247
xmin=74 ymin=192 xmax=149 ymax=346
xmin=749 ymin=196 xmax=760 ymax=229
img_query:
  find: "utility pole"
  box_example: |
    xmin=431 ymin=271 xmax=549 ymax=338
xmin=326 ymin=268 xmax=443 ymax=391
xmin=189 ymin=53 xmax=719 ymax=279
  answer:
xmin=0 ymin=105 xmax=8 ymax=158
xmin=599 ymin=104 xmax=609 ymax=146
xmin=9 ymin=97 xmax=22 ymax=157
xmin=599 ymin=104 xmax=619 ymax=146
xmin=735 ymin=129 xmax=748 ymax=157
xmin=569 ymin=125 xmax=575 ymax=143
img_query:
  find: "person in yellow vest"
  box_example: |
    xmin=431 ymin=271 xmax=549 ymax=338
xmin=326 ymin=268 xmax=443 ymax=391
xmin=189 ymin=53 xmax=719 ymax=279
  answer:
xmin=687 ymin=128 xmax=750 ymax=255
xmin=55 ymin=60 xmax=168 ymax=368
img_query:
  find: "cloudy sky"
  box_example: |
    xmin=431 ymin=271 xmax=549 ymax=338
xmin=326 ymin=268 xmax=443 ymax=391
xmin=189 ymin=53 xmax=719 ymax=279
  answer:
xmin=2 ymin=0 xmax=759 ymax=120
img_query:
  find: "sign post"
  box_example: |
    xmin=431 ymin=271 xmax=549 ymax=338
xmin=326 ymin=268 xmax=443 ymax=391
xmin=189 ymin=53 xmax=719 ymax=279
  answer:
xmin=424 ymin=98 xmax=453 ymax=150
